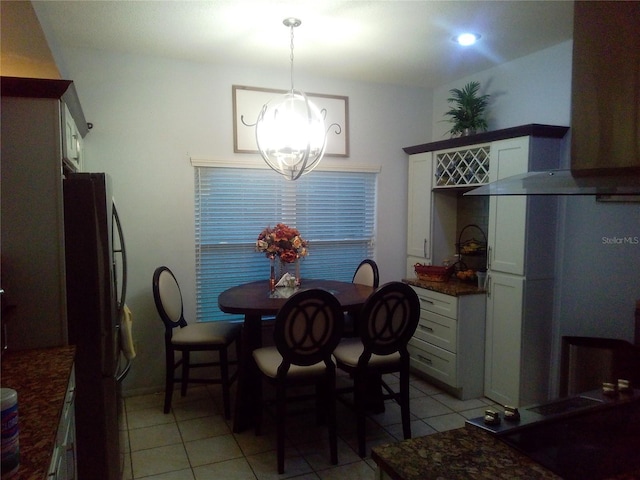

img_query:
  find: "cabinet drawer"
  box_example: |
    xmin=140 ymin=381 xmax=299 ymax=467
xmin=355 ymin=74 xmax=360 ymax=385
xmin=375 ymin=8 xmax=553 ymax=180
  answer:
xmin=411 ymin=286 xmax=457 ymax=318
xmin=414 ymin=311 xmax=457 ymax=353
xmin=408 ymin=338 xmax=457 ymax=387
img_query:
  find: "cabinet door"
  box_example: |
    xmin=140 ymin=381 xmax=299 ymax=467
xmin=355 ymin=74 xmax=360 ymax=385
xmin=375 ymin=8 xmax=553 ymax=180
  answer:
xmin=487 ymin=138 xmax=528 ymax=275
xmin=484 ymin=272 xmax=524 ymax=406
xmin=63 ymin=104 xmax=83 ymax=172
xmin=407 ymin=152 xmax=433 ymax=262
xmin=571 ymin=1 xmax=640 ymax=173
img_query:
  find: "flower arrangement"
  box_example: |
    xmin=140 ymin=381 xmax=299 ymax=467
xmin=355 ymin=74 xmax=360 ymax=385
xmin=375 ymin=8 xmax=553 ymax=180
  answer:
xmin=256 ymin=223 xmax=308 ymax=263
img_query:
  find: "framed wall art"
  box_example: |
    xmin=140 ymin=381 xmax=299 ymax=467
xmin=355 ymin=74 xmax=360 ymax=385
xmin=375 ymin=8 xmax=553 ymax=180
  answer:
xmin=232 ymin=85 xmax=349 ymax=157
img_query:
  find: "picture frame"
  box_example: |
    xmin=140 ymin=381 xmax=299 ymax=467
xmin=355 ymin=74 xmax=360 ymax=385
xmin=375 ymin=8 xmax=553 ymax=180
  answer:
xmin=232 ymin=85 xmax=349 ymax=157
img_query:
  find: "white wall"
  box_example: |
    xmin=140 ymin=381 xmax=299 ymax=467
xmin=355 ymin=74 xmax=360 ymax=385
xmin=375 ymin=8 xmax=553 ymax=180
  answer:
xmin=431 ymin=41 xmax=640 ymax=394
xmin=58 ymin=47 xmax=432 ymax=394
xmin=432 ymin=41 xmax=573 ymax=138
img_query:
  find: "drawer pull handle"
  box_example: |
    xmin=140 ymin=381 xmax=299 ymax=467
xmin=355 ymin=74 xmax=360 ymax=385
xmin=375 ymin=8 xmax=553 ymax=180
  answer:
xmin=422 ymin=299 xmax=434 ymax=305
xmin=420 ymin=325 xmax=434 ymax=332
xmin=417 ymin=354 xmax=433 ymax=365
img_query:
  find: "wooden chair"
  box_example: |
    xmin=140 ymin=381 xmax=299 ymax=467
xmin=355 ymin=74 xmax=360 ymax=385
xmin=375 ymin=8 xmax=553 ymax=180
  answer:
xmin=152 ymin=266 xmax=241 ymax=418
xmin=344 ymin=259 xmax=380 ymax=337
xmin=333 ymin=281 xmax=420 ymax=457
xmin=252 ymin=288 xmax=344 ymax=474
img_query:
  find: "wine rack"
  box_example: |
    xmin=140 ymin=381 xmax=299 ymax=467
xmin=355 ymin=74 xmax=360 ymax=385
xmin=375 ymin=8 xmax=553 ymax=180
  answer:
xmin=434 ymin=145 xmax=490 ymax=187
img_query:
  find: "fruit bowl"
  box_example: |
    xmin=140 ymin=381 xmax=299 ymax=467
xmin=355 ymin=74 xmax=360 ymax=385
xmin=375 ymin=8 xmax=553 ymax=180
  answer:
xmin=456 ymin=269 xmax=477 ymax=282
xmin=414 ymin=264 xmax=454 ymax=282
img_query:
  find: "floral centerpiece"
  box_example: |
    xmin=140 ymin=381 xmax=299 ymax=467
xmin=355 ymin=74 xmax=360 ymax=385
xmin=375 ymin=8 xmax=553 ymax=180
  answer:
xmin=256 ymin=223 xmax=308 ymax=263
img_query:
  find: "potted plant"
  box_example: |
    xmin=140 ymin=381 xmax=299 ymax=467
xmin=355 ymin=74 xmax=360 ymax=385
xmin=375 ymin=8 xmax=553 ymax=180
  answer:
xmin=444 ymin=81 xmax=490 ymax=137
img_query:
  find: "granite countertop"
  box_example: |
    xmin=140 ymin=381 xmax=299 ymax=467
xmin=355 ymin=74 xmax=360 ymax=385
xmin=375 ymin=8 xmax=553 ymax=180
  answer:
xmin=372 ymin=426 xmax=561 ymax=480
xmin=1 ymin=346 xmax=76 ymax=480
xmin=404 ymin=277 xmax=486 ymax=296
xmin=372 ymin=424 xmax=640 ymax=480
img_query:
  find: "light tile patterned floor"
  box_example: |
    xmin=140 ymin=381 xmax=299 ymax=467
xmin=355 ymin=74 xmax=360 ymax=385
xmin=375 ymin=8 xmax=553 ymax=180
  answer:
xmin=122 ymin=373 xmax=498 ymax=479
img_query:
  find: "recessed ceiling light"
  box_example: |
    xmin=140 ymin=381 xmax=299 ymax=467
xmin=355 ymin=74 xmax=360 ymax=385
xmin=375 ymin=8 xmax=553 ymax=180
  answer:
xmin=454 ymin=33 xmax=481 ymax=46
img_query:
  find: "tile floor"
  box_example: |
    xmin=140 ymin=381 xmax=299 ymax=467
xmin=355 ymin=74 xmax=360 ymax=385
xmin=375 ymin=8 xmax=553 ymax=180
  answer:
xmin=122 ymin=372 xmax=499 ymax=479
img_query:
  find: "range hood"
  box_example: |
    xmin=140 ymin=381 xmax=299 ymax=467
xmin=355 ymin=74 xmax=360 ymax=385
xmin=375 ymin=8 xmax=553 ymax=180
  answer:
xmin=465 ymin=170 xmax=640 ymax=197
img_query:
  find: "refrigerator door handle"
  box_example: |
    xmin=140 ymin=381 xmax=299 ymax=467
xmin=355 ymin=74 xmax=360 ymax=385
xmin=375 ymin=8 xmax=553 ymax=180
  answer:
xmin=116 ymin=357 xmax=132 ymax=383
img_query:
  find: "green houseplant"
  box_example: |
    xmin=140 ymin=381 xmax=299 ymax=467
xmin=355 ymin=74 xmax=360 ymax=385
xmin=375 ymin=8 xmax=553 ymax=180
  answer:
xmin=444 ymin=81 xmax=490 ymax=137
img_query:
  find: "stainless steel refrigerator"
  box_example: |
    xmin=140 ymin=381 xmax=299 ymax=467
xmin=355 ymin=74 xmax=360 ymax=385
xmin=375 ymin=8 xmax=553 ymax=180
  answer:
xmin=63 ymin=172 xmax=129 ymax=480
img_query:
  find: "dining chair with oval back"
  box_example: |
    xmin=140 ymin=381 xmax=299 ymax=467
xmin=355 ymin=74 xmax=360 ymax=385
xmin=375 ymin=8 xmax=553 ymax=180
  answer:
xmin=344 ymin=259 xmax=380 ymax=337
xmin=251 ymin=288 xmax=344 ymax=474
xmin=152 ymin=266 xmax=242 ymax=418
xmin=333 ymin=281 xmax=420 ymax=457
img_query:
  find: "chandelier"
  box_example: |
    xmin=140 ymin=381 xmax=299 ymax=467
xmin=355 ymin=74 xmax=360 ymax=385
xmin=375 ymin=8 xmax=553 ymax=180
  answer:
xmin=255 ymin=18 xmax=328 ymax=181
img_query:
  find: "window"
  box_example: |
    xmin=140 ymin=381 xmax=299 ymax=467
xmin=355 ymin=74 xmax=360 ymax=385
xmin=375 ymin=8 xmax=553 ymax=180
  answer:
xmin=194 ymin=165 xmax=377 ymax=321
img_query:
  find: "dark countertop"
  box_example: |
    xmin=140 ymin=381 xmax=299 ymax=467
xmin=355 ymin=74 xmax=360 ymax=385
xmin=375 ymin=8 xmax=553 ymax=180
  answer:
xmin=372 ymin=426 xmax=561 ymax=480
xmin=1 ymin=346 xmax=76 ymax=480
xmin=404 ymin=277 xmax=486 ymax=296
xmin=372 ymin=424 xmax=640 ymax=480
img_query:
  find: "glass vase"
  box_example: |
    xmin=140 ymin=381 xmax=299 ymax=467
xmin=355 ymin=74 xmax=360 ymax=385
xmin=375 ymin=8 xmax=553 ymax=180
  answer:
xmin=269 ymin=256 xmax=276 ymax=292
xmin=277 ymin=258 xmax=299 ymax=287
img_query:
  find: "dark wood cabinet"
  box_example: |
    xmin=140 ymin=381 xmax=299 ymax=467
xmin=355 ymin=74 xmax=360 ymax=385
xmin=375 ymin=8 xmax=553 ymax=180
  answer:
xmin=570 ymin=1 xmax=640 ymax=175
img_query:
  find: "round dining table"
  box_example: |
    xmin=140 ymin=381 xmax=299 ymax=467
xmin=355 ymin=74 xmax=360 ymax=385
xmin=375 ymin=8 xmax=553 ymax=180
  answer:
xmin=218 ymin=279 xmax=376 ymax=433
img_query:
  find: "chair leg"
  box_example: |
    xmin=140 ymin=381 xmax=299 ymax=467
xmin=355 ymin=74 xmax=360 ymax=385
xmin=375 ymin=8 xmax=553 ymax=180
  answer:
xmin=276 ymin=383 xmax=287 ymax=474
xmin=327 ymin=373 xmax=338 ymax=465
xmin=315 ymin=380 xmax=326 ymax=425
xmin=181 ymin=351 xmax=190 ymax=397
xmin=254 ymin=376 xmax=263 ymax=436
xmin=219 ymin=346 xmax=231 ymax=419
xmin=400 ymin=369 xmax=412 ymax=440
xmin=164 ymin=347 xmax=174 ymax=414
xmin=354 ymin=373 xmax=367 ymax=458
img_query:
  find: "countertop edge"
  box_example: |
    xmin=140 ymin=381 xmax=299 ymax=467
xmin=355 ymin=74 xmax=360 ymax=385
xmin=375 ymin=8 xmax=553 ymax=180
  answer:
xmin=403 ymin=278 xmax=486 ymax=296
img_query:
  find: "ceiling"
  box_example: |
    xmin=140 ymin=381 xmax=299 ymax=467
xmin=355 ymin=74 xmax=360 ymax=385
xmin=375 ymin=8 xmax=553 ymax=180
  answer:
xmin=32 ymin=0 xmax=575 ymax=89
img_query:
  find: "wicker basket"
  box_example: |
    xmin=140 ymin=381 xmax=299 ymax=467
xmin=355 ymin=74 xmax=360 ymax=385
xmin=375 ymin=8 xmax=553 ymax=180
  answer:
xmin=414 ymin=264 xmax=454 ymax=282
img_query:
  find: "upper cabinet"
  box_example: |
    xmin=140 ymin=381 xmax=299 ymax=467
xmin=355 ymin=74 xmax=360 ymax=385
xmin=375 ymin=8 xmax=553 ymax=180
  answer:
xmin=404 ymin=125 xmax=569 ymax=270
xmin=63 ymin=104 xmax=84 ymax=172
xmin=1 ymin=76 xmax=90 ymax=173
xmin=570 ymin=1 xmax=640 ymax=175
xmin=406 ymin=152 xmax=433 ymax=272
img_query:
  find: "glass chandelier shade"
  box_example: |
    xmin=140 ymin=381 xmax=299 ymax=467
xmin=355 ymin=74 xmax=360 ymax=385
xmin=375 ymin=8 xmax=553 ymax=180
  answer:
xmin=255 ymin=18 xmax=328 ymax=181
xmin=255 ymin=89 xmax=327 ymax=181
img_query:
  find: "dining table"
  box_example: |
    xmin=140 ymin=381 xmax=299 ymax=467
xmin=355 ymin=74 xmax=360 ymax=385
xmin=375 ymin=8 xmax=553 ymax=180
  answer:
xmin=218 ymin=278 xmax=376 ymax=433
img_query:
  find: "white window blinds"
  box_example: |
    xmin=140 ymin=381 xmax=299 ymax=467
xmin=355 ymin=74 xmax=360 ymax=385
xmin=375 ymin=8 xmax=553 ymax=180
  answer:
xmin=194 ymin=166 xmax=377 ymax=322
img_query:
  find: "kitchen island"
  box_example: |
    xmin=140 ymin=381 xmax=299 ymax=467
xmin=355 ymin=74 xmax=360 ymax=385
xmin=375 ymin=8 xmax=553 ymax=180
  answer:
xmin=372 ymin=423 xmax=640 ymax=480
xmin=372 ymin=425 xmax=560 ymax=480
xmin=1 ymin=346 xmax=75 ymax=479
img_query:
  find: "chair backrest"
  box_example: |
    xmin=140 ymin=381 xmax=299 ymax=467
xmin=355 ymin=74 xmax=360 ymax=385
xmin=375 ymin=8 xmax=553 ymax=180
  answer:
xmin=357 ymin=282 xmax=420 ymax=363
xmin=152 ymin=266 xmax=187 ymax=330
xmin=273 ymin=288 xmax=344 ymax=375
xmin=352 ymin=259 xmax=379 ymax=288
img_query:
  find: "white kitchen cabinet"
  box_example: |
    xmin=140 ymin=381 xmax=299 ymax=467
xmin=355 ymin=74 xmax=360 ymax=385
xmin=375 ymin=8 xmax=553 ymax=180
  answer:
xmin=48 ymin=365 xmax=77 ymax=480
xmin=486 ymin=138 xmax=528 ymax=275
xmin=63 ymin=104 xmax=84 ymax=172
xmin=406 ymin=152 xmax=433 ymax=275
xmin=408 ymin=286 xmax=486 ymax=400
xmin=403 ymin=125 xmax=569 ymax=405
xmin=484 ymin=133 xmax=567 ymax=407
